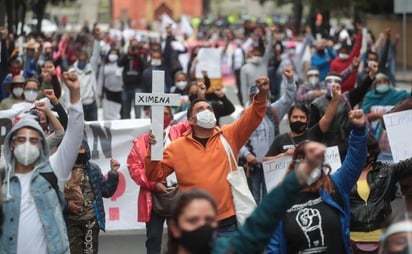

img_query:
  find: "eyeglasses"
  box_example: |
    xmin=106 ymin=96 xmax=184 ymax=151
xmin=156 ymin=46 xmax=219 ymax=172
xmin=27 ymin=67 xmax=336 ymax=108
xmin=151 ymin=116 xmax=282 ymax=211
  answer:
xmin=13 ymin=135 xmax=42 ymax=145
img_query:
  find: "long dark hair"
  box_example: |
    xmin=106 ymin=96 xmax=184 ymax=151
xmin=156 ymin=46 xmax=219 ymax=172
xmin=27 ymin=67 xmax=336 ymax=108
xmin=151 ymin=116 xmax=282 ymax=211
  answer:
xmin=287 ymin=104 xmax=310 ymax=121
xmin=167 ymin=189 xmax=218 ymax=254
xmin=287 ymin=140 xmax=334 ymax=194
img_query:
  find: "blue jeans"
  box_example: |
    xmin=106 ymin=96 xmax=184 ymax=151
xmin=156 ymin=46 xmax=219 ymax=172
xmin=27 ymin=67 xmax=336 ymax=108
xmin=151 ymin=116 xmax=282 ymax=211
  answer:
xmin=249 ymin=164 xmax=267 ymax=204
xmin=82 ymin=100 xmax=98 ymax=121
xmin=146 ymin=211 xmax=166 ymax=254
xmin=121 ymin=87 xmax=144 ymax=119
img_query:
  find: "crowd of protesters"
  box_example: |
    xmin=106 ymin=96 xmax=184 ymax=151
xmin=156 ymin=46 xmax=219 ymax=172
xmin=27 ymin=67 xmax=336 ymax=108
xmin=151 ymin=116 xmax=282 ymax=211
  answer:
xmin=0 ymin=14 xmax=411 ymax=254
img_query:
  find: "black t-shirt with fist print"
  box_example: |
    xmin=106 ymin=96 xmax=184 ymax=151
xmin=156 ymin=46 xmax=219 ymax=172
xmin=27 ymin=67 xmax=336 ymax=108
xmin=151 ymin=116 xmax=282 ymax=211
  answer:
xmin=283 ymin=192 xmax=345 ymax=254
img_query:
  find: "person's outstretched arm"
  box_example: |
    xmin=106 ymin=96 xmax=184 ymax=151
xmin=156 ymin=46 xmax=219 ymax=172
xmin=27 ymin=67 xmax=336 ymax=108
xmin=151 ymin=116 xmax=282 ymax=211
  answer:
xmin=98 ymin=159 xmax=120 ymax=198
xmin=331 ymin=110 xmax=368 ymax=194
xmin=50 ymin=73 xmax=84 ymax=189
xmin=348 ymin=61 xmax=377 ymax=107
xmin=319 ymin=84 xmax=341 ymax=133
xmin=213 ymin=167 xmax=316 ymax=254
xmin=270 ymin=67 xmax=297 ymax=124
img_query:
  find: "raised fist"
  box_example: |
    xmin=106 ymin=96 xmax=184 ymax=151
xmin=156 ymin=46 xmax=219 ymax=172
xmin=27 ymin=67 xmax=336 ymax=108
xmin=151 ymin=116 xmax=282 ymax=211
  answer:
xmin=349 ymin=109 xmax=365 ymax=127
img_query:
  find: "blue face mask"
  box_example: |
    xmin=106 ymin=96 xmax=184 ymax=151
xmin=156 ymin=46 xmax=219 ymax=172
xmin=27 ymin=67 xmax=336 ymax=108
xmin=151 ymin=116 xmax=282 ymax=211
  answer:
xmin=376 ymin=84 xmax=390 ymax=93
xmin=77 ymin=61 xmax=87 ymax=70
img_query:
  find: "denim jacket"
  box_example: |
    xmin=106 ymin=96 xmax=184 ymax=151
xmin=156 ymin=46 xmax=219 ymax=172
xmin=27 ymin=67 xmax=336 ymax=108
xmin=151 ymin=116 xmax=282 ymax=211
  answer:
xmin=2 ymin=164 xmax=69 ymax=254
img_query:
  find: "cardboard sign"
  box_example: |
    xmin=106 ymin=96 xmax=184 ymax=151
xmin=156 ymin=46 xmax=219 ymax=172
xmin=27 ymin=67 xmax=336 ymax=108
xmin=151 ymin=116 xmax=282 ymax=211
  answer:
xmin=263 ymin=146 xmax=342 ymax=192
xmin=383 ymin=110 xmax=412 ymax=162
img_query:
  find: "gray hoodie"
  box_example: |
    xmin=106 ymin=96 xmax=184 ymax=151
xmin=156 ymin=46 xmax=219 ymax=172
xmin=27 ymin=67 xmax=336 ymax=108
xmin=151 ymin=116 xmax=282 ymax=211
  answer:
xmin=1 ymin=101 xmax=83 ymax=254
xmin=2 ymin=118 xmax=50 ymax=195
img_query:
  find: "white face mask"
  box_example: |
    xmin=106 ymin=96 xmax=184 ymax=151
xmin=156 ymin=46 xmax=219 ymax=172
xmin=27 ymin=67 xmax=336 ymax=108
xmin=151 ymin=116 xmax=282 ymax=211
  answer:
xmin=339 ymin=53 xmax=349 ymax=60
xmin=12 ymin=87 xmax=24 ymax=97
xmin=307 ymin=167 xmax=322 ymax=185
xmin=108 ymin=54 xmax=118 ymax=62
xmin=151 ymin=59 xmax=162 ymax=66
xmin=24 ymin=89 xmax=38 ymax=102
xmin=175 ymin=81 xmax=187 ymax=90
xmin=308 ymin=77 xmax=319 ymax=86
xmin=196 ymin=109 xmax=216 ymax=129
xmin=250 ymin=56 xmax=262 ymax=65
xmin=13 ymin=141 xmax=40 ymax=166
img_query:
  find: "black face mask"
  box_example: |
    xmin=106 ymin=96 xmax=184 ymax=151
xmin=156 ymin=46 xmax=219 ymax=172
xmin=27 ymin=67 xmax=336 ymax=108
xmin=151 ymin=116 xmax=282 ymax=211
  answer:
xmin=75 ymin=153 xmax=87 ymax=165
xmin=317 ymin=50 xmax=325 ymax=55
xmin=180 ymin=224 xmax=214 ymax=254
xmin=290 ymin=121 xmax=307 ymax=134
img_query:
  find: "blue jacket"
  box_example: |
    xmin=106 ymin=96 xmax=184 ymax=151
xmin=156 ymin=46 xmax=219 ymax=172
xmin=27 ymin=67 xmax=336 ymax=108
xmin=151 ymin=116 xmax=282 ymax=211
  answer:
xmin=212 ymin=171 xmax=305 ymax=254
xmin=311 ymin=46 xmax=336 ymax=81
xmin=267 ymin=126 xmax=368 ymax=254
xmin=76 ymin=141 xmax=119 ymax=231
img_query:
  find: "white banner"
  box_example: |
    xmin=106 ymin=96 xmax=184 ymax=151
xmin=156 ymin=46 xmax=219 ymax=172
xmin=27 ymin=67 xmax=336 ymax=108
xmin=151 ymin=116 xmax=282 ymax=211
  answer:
xmin=383 ymin=110 xmax=412 ymax=162
xmin=263 ymin=146 xmax=341 ymax=192
xmin=84 ymin=119 xmax=151 ymax=230
xmin=0 ymin=108 xmax=152 ymax=230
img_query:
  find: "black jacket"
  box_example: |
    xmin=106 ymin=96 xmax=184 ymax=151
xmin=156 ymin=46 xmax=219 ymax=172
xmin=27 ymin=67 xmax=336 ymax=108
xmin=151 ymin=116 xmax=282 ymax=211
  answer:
xmin=349 ymin=158 xmax=412 ymax=232
xmin=118 ymin=54 xmax=145 ymax=88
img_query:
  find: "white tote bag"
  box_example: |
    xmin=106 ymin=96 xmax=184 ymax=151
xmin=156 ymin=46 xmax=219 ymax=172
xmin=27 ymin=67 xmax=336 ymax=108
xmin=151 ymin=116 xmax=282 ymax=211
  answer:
xmin=220 ymin=134 xmax=257 ymax=226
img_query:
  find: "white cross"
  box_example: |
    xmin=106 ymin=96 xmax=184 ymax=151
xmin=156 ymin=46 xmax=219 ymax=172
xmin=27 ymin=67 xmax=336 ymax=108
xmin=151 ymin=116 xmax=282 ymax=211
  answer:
xmin=135 ymin=70 xmax=180 ymax=161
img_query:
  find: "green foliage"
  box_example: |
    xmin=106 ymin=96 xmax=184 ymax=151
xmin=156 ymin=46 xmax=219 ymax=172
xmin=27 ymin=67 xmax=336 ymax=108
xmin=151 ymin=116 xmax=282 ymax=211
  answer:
xmin=259 ymin=0 xmax=393 ymax=14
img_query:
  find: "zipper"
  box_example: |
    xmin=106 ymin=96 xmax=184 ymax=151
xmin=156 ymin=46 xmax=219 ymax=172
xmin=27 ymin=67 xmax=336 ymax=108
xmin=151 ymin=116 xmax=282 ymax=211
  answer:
xmin=365 ymin=201 xmax=371 ymax=231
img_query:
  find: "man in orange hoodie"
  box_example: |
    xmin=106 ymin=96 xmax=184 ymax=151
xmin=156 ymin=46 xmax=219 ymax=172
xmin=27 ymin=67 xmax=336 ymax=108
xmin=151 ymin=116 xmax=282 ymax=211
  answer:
xmin=145 ymin=73 xmax=285 ymax=237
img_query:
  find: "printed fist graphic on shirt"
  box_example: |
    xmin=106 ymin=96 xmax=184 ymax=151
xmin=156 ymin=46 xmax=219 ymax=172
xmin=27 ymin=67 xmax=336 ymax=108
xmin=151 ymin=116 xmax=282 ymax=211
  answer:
xmin=296 ymin=208 xmax=325 ymax=248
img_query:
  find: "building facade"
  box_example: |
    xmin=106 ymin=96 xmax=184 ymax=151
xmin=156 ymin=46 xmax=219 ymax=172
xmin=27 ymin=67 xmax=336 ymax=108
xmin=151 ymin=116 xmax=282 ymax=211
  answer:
xmin=112 ymin=0 xmax=203 ymax=28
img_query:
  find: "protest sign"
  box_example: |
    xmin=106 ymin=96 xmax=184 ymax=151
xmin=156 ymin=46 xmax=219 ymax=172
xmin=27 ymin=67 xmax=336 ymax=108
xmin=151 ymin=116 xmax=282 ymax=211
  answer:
xmin=0 ymin=108 xmax=152 ymax=230
xmin=135 ymin=70 xmax=180 ymax=161
xmin=84 ymin=119 xmax=151 ymax=230
xmin=263 ymin=146 xmax=341 ymax=192
xmin=195 ymin=48 xmax=222 ymax=79
xmin=383 ymin=109 xmax=412 ymax=162
xmin=262 ymin=155 xmax=292 ymax=192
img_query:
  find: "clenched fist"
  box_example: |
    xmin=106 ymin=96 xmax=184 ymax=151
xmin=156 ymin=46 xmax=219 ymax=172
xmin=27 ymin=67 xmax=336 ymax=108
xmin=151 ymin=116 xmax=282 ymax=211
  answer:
xmin=283 ymin=66 xmax=294 ymax=81
xmin=63 ymin=72 xmax=80 ymax=90
xmin=349 ymin=109 xmax=365 ymax=127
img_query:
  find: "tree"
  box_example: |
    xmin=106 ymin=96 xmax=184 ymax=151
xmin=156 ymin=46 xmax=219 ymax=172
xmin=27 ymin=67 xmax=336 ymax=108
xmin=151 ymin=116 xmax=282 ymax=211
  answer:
xmin=260 ymin=0 xmax=394 ymax=36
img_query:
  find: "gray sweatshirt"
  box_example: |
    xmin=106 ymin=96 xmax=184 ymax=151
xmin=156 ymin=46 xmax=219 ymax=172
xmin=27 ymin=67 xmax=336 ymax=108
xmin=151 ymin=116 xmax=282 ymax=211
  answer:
xmin=239 ymin=78 xmax=297 ymax=162
xmin=240 ymin=32 xmax=274 ymax=106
